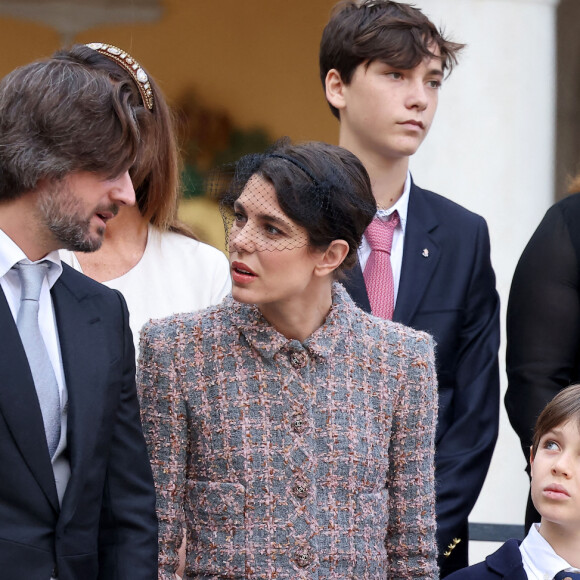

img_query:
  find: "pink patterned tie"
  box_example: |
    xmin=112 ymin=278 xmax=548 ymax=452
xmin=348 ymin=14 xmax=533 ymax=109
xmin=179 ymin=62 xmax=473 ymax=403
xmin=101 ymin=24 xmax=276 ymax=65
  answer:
xmin=363 ymin=211 xmax=400 ymax=320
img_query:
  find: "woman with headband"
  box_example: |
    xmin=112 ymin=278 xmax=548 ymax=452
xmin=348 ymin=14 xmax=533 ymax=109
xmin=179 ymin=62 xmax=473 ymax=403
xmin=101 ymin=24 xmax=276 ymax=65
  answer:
xmin=138 ymin=139 xmax=439 ymax=579
xmin=56 ymin=43 xmax=231 ymax=355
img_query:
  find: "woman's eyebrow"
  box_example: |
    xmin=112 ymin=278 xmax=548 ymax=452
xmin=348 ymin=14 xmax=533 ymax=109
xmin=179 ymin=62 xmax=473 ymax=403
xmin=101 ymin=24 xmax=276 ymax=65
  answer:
xmin=255 ymin=213 xmax=291 ymax=228
xmin=234 ymin=200 xmax=292 ymax=229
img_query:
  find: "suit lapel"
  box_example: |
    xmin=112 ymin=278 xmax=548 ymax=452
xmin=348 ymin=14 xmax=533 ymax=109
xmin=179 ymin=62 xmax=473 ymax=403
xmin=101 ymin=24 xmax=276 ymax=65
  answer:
xmin=51 ymin=269 xmax=105 ymax=524
xmin=0 ymin=287 xmax=60 ymax=511
xmin=485 ymin=539 xmax=527 ymax=579
xmin=393 ymin=182 xmax=440 ymax=326
xmin=342 ymin=181 xmax=440 ymax=324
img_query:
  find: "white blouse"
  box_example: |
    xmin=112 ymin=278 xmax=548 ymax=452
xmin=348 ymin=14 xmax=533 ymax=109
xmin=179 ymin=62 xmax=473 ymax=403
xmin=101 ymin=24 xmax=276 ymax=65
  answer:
xmin=60 ymin=225 xmax=231 ymax=356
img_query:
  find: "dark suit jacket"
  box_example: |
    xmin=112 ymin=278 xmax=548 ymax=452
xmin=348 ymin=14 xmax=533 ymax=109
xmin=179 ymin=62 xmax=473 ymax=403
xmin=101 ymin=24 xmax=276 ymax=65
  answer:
xmin=505 ymin=191 xmax=580 ymax=528
xmin=343 ymin=181 xmax=500 ymax=573
xmin=0 ymin=264 xmax=157 ymax=580
xmin=445 ymin=540 xmax=526 ymax=579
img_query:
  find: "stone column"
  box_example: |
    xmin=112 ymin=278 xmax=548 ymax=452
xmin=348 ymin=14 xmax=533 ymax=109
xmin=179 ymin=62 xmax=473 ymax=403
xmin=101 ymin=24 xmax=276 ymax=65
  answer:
xmin=409 ymin=0 xmax=560 ymax=562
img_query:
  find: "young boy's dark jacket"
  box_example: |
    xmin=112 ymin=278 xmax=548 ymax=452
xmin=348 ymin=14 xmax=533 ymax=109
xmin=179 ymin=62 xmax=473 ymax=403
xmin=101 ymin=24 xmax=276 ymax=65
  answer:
xmin=446 ymin=539 xmax=526 ymax=579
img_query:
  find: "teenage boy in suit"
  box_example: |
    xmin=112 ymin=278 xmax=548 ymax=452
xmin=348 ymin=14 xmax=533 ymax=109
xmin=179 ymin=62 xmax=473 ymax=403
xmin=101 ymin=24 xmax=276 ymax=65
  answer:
xmin=319 ymin=1 xmax=500 ymax=575
xmin=448 ymin=384 xmax=580 ymax=579
xmin=0 ymin=55 xmax=157 ymax=578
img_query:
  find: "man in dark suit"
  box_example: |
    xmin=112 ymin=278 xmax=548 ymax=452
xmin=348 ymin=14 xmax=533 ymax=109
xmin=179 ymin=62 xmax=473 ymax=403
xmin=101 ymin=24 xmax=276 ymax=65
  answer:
xmin=319 ymin=1 xmax=500 ymax=575
xmin=0 ymin=57 xmax=157 ymax=578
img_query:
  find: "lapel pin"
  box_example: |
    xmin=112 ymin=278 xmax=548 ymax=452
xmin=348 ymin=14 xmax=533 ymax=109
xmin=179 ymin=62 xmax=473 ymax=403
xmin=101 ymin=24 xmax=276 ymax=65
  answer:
xmin=422 ymin=248 xmax=429 ymax=258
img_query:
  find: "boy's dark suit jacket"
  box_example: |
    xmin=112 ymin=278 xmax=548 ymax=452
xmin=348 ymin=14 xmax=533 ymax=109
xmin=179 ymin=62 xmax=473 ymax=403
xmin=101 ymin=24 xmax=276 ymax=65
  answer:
xmin=343 ymin=181 xmax=500 ymax=575
xmin=446 ymin=540 xmax=526 ymax=579
xmin=0 ymin=264 xmax=157 ymax=579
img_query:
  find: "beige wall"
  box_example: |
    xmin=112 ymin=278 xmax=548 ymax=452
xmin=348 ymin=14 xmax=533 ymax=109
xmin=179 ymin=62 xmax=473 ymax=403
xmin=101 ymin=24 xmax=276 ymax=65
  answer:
xmin=0 ymin=19 xmax=59 ymax=72
xmin=0 ymin=0 xmax=340 ymax=145
xmin=556 ymin=0 xmax=580 ymax=198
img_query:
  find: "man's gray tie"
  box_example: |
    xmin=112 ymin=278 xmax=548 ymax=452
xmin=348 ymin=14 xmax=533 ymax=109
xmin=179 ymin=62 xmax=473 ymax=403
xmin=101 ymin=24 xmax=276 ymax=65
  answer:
xmin=14 ymin=261 xmax=61 ymax=457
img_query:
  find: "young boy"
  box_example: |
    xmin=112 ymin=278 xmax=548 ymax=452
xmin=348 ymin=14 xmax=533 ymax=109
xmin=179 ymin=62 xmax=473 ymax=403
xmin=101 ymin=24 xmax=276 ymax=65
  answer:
xmin=447 ymin=383 xmax=580 ymax=579
xmin=319 ymin=1 xmax=501 ymax=575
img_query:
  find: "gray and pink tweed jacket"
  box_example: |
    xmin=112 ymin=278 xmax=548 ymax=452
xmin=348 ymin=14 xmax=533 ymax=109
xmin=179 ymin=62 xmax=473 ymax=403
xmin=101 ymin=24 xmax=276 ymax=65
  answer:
xmin=138 ymin=283 xmax=438 ymax=579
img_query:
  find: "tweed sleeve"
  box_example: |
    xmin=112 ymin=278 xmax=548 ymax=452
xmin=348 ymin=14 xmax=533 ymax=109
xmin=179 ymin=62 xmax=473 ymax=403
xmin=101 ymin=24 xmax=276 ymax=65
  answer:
xmin=137 ymin=319 xmax=187 ymax=580
xmin=386 ymin=330 xmax=439 ymax=579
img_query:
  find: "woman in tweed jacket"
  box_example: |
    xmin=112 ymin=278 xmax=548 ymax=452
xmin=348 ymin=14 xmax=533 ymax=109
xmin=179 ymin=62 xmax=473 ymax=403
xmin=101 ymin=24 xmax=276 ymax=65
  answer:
xmin=138 ymin=140 xmax=439 ymax=579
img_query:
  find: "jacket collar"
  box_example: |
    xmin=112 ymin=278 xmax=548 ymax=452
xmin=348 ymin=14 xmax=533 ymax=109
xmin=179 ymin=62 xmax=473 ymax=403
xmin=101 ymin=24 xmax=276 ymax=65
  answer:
xmin=229 ymin=282 xmax=354 ymax=360
xmin=486 ymin=539 xmax=527 ymax=579
xmin=52 ymin=266 xmax=112 ymax=526
xmin=392 ymin=179 xmax=440 ymax=324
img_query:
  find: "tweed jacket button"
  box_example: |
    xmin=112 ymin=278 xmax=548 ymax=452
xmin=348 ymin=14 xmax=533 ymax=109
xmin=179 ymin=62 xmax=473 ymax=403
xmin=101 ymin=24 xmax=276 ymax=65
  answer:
xmin=291 ymin=414 xmax=307 ymax=433
xmin=292 ymin=480 xmax=310 ymax=499
xmin=294 ymin=546 xmax=314 ymax=567
xmin=289 ymin=350 xmax=307 ymax=369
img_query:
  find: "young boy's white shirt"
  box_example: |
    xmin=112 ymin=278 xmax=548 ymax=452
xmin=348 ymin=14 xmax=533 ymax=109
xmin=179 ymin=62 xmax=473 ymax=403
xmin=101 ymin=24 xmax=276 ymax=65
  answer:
xmin=521 ymin=523 xmax=580 ymax=579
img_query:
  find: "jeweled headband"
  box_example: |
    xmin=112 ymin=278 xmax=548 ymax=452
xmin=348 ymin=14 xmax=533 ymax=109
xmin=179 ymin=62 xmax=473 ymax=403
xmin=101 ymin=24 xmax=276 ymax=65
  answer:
xmin=86 ymin=43 xmax=154 ymax=110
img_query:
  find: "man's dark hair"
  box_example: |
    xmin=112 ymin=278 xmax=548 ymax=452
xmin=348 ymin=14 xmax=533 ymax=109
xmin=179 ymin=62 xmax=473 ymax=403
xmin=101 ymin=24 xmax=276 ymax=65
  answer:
xmin=320 ymin=0 xmax=465 ymax=118
xmin=0 ymin=58 xmax=141 ymax=201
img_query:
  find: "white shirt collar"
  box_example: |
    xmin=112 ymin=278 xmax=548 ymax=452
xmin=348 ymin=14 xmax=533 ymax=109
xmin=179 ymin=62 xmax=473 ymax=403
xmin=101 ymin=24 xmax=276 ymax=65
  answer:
xmin=520 ymin=523 xmax=580 ymax=580
xmin=374 ymin=170 xmax=411 ymax=233
xmin=0 ymin=228 xmax=63 ymax=288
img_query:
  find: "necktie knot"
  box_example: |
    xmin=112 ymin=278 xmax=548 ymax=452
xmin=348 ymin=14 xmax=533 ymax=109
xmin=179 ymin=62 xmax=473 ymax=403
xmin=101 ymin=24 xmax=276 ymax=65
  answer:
xmin=365 ymin=213 xmax=400 ymax=254
xmin=14 ymin=261 xmax=50 ymax=303
xmin=554 ymin=572 xmax=580 ymax=580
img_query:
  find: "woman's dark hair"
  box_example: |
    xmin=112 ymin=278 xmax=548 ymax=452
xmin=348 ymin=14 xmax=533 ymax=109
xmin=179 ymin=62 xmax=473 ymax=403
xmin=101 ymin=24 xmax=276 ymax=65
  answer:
xmin=53 ymin=44 xmax=194 ymax=237
xmin=532 ymin=383 xmax=580 ymax=457
xmin=221 ymin=138 xmax=377 ymax=272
